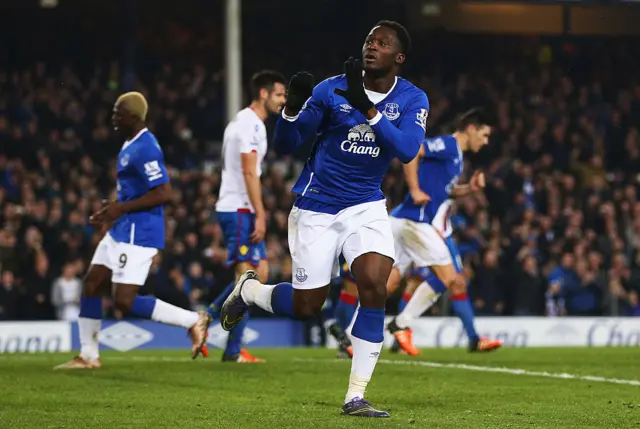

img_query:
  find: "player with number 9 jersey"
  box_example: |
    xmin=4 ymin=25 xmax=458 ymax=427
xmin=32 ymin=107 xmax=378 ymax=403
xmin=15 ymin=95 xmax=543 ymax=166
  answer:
xmin=55 ymin=92 xmax=211 ymax=371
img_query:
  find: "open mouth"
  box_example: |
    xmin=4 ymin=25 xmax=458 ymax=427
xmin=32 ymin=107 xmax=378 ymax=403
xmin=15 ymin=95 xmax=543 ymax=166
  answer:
xmin=364 ymin=53 xmax=377 ymax=63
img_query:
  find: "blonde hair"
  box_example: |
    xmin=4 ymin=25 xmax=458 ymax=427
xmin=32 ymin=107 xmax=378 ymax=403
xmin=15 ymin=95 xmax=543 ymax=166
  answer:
xmin=116 ymin=92 xmax=148 ymax=121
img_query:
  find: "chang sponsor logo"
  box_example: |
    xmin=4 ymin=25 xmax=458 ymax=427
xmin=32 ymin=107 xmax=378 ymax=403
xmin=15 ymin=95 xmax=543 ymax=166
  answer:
xmin=341 ymin=124 xmax=380 ymax=158
xmin=0 ymin=322 xmax=70 ymax=353
xmin=587 ymin=320 xmax=640 ymax=346
xmin=0 ymin=334 xmax=64 ymax=353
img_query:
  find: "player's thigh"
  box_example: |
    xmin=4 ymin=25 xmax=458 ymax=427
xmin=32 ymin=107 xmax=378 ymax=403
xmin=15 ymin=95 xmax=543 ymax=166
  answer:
xmin=85 ymin=234 xmax=115 ymax=295
xmin=401 ymin=221 xmax=452 ymax=268
xmin=288 ymin=206 xmax=339 ymax=290
xmin=111 ymin=242 xmax=157 ymax=287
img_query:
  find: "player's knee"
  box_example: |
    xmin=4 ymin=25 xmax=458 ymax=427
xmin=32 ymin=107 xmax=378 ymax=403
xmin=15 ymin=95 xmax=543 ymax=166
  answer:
xmin=448 ymin=275 xmax=467 ymax=295
xmin=356 ymin=273 xmax=387 ymax=307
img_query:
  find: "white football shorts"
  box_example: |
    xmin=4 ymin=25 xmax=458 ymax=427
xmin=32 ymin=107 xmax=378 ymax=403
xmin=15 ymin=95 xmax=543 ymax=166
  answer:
xmin=389 ymin=216 xmax=452 ymax=276
xmin=288 ymin=199 xmax=395 ymax=290
xmin=90 ymin=233 xmax=158 ymax=286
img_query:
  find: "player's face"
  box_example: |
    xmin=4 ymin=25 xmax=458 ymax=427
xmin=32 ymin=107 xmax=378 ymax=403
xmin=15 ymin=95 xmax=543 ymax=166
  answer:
xmin=362 ymin=26 xmax=405 ymax=73
xmin=265 ymin=82 xmax=286 ymax=115
xmin=112 ymin=103 xmax=135 ymax=133
xmin=469 ymin=125 xmax=491 ymax=152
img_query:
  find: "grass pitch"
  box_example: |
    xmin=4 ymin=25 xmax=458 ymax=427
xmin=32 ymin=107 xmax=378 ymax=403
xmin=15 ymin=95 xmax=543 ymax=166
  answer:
xmin=0 ymin=347 xmax=638 ymax=428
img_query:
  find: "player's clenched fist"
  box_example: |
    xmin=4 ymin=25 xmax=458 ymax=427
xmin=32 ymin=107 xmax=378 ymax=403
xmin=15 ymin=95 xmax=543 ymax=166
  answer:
xmin=284 ymin=72 xmax=314 ymax=115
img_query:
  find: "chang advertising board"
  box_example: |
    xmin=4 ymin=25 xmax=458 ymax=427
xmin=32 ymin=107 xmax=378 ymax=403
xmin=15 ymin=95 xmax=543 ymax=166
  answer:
xmin=0 ymin=322 xmax=71 ymax=353
xmin=388 ymin=317 xmax=640 ymax=348
xmin=325 ymin=317 xmax=640 ymax=349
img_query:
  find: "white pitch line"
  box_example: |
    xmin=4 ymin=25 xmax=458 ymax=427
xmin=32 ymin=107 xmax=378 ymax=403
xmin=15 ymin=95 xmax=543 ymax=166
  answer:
xmin=294 ymin=357 xmax=640 ymax=387
xmin=1 ymin=354 xmax=639 ymax=387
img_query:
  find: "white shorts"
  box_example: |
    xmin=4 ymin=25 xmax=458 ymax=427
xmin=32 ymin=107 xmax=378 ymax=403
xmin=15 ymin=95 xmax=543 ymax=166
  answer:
xmin=90 ymin=234 xmax=158 ymax=286
xmin=390 ymin=216 xmax=452 ymax=276
xmin=288 ymin=199 xmax=395 ymax=289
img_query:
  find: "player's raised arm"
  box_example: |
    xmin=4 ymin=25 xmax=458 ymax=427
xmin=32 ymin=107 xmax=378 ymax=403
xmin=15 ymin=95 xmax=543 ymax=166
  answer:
xmin=273 ymin=73 xmax=326 ymax=154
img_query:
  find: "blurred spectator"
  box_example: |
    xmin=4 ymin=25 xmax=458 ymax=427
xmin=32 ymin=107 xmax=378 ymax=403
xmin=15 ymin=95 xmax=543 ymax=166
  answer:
xmin=51 ymin=262 xmax=82 ymax=321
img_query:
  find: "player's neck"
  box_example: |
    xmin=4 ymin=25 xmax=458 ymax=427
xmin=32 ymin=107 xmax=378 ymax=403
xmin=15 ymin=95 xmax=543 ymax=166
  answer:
xmin=452 ymin=131 xmax=469 ymax=151
xmin=249 ymin=101 xmax=268 ymax=122
xmin=127 ymin=123 xmax=146 ymax=141
xmin=363 ymin=72 xmax=395 ymax=94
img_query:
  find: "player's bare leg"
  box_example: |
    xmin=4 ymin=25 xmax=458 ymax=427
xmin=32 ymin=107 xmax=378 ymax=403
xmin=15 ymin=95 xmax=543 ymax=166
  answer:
xmin=220 ymin=260 xmax=267 ymax=363
xmin=339 ymin=252 xmax=391 ymax=418
xmin=385 ymin=266 xmax=403 ymax=296
xmin=55 ymin=264 xmax=110 ymax=369
xmin=113 ymin=283 xmax=211 ymax=359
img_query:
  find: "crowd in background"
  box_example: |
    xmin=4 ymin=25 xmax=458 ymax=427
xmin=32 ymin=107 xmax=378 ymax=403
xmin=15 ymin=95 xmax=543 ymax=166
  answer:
xmin=1 ymin=7 xmax=639 ymax=320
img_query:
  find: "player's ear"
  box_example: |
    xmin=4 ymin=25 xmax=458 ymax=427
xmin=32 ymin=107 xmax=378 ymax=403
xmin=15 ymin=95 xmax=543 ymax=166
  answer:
xmin=259 ymin=87 xmax=269 ymax=101
xmin=396 ymin=53 xmax=405 ymax=65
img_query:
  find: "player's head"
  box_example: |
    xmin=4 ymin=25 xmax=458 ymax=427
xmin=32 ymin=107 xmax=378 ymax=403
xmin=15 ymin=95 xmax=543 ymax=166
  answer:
xmin=455 ymin=108 xmax=493 ymax=153
xmin=250 ymin=70 xmax=286 ymax=114
xmin=113 ymin=92 xmax=148 ymax=135
xmin=362 ymin=20 xmax=410 ymax=75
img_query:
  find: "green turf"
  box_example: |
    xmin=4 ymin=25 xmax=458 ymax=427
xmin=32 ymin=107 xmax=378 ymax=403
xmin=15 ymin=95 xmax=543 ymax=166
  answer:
xmin=0 ymin=347 xmax=638 ymax=428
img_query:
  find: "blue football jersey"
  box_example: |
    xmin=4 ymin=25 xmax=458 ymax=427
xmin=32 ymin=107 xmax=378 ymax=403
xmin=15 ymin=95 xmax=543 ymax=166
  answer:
xmin=391 ymin=134 xmax=463 ymax=236
xmin=275 ymin=75 xmax=429 ymax=210
xmin=109 ymin=128 xmax=169 ymax=249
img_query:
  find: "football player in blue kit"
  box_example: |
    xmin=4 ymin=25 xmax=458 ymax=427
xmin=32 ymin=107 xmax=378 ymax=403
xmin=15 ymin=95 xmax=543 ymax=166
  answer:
xmin=220 ymin=21 xmax=429 ymax=417
xmin=386 ymin=108 xmax=503 ymax=355
xmin=56 ymin=92 xmax=211 ymax=369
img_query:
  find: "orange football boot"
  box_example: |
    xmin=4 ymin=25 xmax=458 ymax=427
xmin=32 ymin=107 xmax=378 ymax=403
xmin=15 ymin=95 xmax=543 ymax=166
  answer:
xmin=470 ymin=337 xmax=503 ymax=352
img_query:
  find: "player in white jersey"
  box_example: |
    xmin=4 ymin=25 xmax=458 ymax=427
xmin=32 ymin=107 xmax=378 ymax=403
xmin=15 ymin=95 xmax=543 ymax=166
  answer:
xmin=220 ymin=21 xmax=429 ymax=417
xmin=387 ymin=108 xmax=502 ymax=355
xmin=210 ymin=71 xmax=286 ymax=363
xmin=55 ymin=92 xmax=211 ymax=369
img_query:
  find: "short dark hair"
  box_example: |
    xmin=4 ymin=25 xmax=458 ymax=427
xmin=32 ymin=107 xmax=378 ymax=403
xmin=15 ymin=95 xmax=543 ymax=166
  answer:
xmin=375 ymin=20 xmax=411 ymax=56
xmin=249 ymin=70 xmax=285 ymax=100
xmin=454 ymin=108 xmax=494 ymax=132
